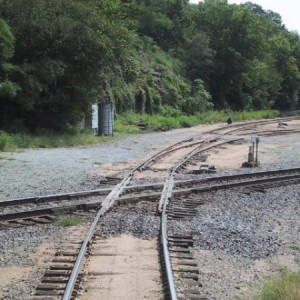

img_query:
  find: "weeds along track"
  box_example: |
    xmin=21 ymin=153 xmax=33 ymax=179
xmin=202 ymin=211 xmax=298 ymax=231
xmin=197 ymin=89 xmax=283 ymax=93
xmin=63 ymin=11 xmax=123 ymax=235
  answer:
xmin=1 ymin=117 xmax=300 ymax=299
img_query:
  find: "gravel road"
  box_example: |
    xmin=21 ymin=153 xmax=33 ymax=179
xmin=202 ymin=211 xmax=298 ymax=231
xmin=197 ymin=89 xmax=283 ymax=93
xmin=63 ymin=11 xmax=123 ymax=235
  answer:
xmin=1 ymin=123 xmax=300 ymax=201
xmin=0 ymin=126 xmax=208 ymax=200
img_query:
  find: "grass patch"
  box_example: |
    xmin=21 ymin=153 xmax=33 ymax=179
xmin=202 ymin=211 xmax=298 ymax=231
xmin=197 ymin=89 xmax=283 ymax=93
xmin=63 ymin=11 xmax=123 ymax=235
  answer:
xmin=198 ymin=109 xmax=279 ymax=124
xmin=0 ymin=109 xmax=280 ymax=150
xmin=255 ymin=271 xmax=300 ymax=300
xmin=114 ymin=120 xmax=140 ymax=134
xmin=0 ymin=129 xmax=110 ymax=151
xmin=55 ymin=215 xmax=84 ymax=227
xmin=289 ymin=245 xmax=300 ymax=251
xmin=115 ymin=109 xmax=279 ymax=133
xmin=33 ymin=131 xmax=107 ymax=148
xmin=0 ymin=155 xmax=15 ymax=161
xmin=93 ymin=161 xmax=102 ymax=166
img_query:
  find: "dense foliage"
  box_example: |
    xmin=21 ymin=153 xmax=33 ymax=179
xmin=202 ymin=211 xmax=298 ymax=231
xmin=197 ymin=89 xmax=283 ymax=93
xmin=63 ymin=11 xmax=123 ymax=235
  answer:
xmin=0 ymin=0 xmax=299 ymax=132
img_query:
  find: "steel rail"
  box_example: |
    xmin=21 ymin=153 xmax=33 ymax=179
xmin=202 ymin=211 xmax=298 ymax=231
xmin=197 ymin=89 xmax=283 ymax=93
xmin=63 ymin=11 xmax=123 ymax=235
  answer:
xmin=62 ymin=174 xmax=133 ymax=300
xmin=158 ymin=138 xmax=300 ymax=299
xmin=2 ymin=167 xmax=300 ymax=209
xmin=63 ymin=134 xmax=192 ymax=299
xmin=137 ymin=138 xmax=213 ymax=171
xmin=0 ymin=188 xmax=111 ymax=208
xmin=0 ymin=182 xmax=163 ymax=208
xmin=2 ymin=173 xmax=300 ymax=224
xmin=158 ymin=137 xmax=215 ymax=299
xmin=0 ymin=192 xmax=160 ymax=223
xmin=161 ymin=191 xmax=177 ymax=300
xmin=174 ymin=167 xmax=300 ymax=188
xmin=64 ymin=135 xmax=202 ymax=298
xmin=234 ymin=129 xmax=300 ymax=136
xmin=137 ymin=138 xmax=193 ymax=171
xmin=175 ymin=174 xmax=300 ymax=195
xmin=0 ymin=120 xmax=296 ymax=298
xmin=173 ymin=138 xmax=243 ymax=174
xmin=210 ymin=122 xmax=300 ymax=136
xmin=10 ymin=127 xmax=299 ymax=298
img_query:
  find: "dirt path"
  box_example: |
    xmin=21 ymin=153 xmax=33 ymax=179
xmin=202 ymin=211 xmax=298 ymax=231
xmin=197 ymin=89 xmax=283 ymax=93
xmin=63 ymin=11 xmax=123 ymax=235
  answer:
xmin=79 ymin=235 xmax=163 ymax=300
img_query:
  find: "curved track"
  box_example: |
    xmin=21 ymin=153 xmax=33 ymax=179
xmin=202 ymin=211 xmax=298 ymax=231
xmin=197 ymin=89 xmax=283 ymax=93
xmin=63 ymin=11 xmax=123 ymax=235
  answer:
xmin=203 ymin=116 xmax=300 ymax=135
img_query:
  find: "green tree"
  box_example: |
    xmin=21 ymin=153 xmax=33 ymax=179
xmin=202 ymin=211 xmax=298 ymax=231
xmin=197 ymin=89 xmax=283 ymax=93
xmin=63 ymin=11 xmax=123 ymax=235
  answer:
xmin=0 ymin=17 xmax=20 ymax=129
xmin=0 ymin=17 xmax=19 ymax=95
xmin=268 ymin=31 xmax=300 ymax=110
xmin=0 ymin=0 xmax=137 ymax=131
xmin=136 ymin=0 xmax=190 ymax=52
xmin=244 ymin=2 xmax=300 ymax=110
xmin=183 ymin=31 xmax=214 ymax=82
xmin=181 ymin=78 xmax=213 ymax=114
xmin=192 ymin=0 xmax=300 ymax=111
xmin=194 ymin=1 xmax=256 ymax=108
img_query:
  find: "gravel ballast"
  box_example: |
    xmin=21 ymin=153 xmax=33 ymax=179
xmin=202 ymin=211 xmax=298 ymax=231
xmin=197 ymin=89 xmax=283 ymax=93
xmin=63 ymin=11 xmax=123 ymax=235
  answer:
xmin=170 ymin=185 xmax=299 ymax=299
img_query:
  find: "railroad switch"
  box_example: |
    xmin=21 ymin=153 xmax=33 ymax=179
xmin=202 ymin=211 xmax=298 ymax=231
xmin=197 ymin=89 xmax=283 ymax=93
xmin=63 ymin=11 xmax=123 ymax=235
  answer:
xmin=193 ymin=164 xmax=217 ymax=174
xmin=200 ymin=164 xmax=216 ymax=173
xmin=242 ymin=136 xmax=260 ymax=167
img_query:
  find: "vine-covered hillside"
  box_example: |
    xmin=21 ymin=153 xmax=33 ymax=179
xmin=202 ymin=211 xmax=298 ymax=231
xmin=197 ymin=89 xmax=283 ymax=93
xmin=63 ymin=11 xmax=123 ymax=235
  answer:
xmin=0 ymin=0 xmax=299 ymax=131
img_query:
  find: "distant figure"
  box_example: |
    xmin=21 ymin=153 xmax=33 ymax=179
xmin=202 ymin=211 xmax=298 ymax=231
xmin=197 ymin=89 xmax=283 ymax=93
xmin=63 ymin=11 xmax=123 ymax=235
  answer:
xmin=248 ymin=145 xmax=254 ymax=163
xmin=278 ymin=121 xmax=288 ymax=128
xmin=227 ymin=117 xmax=233 ymax=125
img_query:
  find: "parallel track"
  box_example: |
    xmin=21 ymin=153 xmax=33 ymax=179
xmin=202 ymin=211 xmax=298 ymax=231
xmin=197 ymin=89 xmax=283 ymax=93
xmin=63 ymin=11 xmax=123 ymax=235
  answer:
xmin=2 ymin=167 xmax=300 ymax=221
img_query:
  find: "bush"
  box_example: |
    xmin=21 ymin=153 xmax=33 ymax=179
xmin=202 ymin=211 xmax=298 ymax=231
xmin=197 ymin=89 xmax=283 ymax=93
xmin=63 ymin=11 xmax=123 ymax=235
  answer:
xmin=12 ymin=134 xmax=34 ymax=148
xmin=159 ymin=105 xmax=181 ymax=117
xmin=0 ymin=128 xmax=106 ymax=151
xmin=181 ymin=79 xmax=213 ymax=114
xmin=178 ymin=115 xmax=199 ymax=127
xmin=0 ymin=130 xmax=13 ymax=151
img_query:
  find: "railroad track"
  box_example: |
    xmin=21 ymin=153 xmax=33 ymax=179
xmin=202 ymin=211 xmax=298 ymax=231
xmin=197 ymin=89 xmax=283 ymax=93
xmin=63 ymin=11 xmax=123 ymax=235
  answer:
xmin=1 ymin=117 xmax=300 ymax=300
xmin=0 ymin=138 xmax=240 ymax=221
xmin=22 ymin=168 xmax=299 ymax=299
xmin=203 ymin=116 xmax=300 ymax=136
xmin=2 ymin=172 xmax=299 ymax=227
xmin=26 ymin=136 xmax=245 ymax=299
xmin=2 ymin=167 xmax=300 ymax=226
xmin=26 ymin=134 xmax=217 ymax=299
